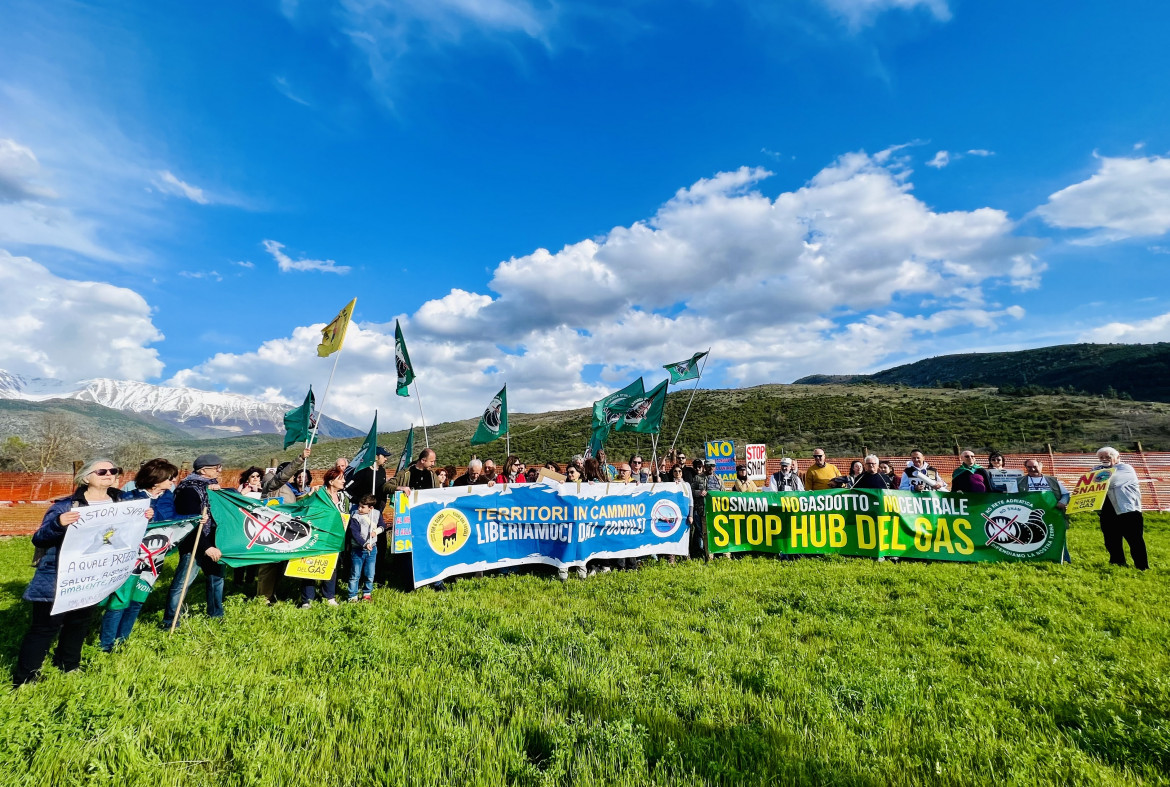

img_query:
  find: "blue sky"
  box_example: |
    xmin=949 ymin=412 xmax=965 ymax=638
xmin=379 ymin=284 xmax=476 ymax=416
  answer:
xmin=1 ymin=0 xmax=1169 ymax=428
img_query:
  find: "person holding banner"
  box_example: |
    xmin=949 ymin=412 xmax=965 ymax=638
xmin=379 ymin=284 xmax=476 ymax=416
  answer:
xmin=255 ymin=448 xmax=313 ymax=604
xmin=13 ymin=459 xmax=150 ymax=686
xmin=162 ymin=455 xmax=226 ymax=628
xmin=803 ymin=450 xmax=840 ymax=491
xmin=1095 ymin=447 xmax=1148 ymax=570
xmin=299 ymin=467 xmax=349 ymax=607
xmin=98 ymin=459 xmax=180 ymax=651
xmin=766 ymin=458 xmax=805 ymax=492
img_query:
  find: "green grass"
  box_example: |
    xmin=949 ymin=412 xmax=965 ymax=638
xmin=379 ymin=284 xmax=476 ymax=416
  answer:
xmin=1 ymin=516 xmax=1167 ymax=786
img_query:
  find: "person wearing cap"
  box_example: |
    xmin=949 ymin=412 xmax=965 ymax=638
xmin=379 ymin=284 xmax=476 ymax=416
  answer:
xmin=345 ymin=446 xmax=392 ymax=512
xmin=161 ymin=454 xmax=227 ymax=628
xmin=732 ymin=464 xmax=758 ymax=492
xmin=766 ymin=458 xmax=804 ymax=491
xmin=802 ymin=449 xmax=840 ymax=491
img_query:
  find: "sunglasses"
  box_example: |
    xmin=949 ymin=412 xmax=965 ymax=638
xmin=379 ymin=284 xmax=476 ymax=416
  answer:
xmin=813 ymin=455 xmax=825 ymax=459
xmin=92 ymin=467 xmax=122 ymax=476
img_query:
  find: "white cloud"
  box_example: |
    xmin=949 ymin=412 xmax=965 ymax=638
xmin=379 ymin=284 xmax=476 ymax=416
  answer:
xmin=172 ymin=148 xmax=1044 ymax=429
xmin=1036 ymin=154 xmax=1170 ymax=243
xmin=927 ymin=150 xmax=950 ymax=168
xmin=821 ymin=0 xmax=951 ymax=28
xmin=967 ymin=149 xmax=994 ymax=157
xmin=0 ymin=249 xmax=163 ymax=381
xmin=272 ymin=75 xmax=312 ymax=107
xmin=178 ymin=270 xmax=223 ymax=282
xmin=1081 ymin=311 xmax=1170 ymax=343
xmin=154 ymin=170 xmax=210 ymax=205
xmin=235 ymin=260 xmax=255 ymax=268
xmin=0 ymin=138 xmax=57 ymax=202
xmin=262 ymin=239 xmax=351 ymax=274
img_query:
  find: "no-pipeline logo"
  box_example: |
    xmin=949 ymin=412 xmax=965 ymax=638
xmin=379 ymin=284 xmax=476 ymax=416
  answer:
xmin=650 ymin=500 xmax=684 ymax=538
xmin=981 ymin=498 xmax=1054 ymax=557
xmin=239 ymin=506 xmax=313 ymax=552
xmin=428 ymin=508 xmax=471 ymax=556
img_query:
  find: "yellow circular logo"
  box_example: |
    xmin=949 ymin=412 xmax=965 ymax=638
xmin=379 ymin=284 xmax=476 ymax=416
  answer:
xmin=427 ymin=508 xmax=471 ymax=556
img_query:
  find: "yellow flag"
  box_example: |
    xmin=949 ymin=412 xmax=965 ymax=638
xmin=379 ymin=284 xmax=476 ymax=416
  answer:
xmin=317 ymin=298 xmax=356 ymax=357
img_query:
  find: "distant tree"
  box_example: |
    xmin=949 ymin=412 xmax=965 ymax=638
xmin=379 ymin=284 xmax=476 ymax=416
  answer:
xmin=24 ymin=413 xmax=86 ymax=472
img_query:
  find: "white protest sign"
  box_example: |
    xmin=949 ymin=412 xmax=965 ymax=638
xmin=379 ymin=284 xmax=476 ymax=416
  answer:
xmin=52 ymin=498 xmax=151 ymax=615
xmin=746 ymin=444 xmax=768 ymax=481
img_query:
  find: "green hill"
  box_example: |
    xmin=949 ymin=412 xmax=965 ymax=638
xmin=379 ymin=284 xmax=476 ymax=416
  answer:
xmin=7 ymin=379 xmax=1170 ymax=473
xmin=795 ymin=343 xmax=1170 ymax=402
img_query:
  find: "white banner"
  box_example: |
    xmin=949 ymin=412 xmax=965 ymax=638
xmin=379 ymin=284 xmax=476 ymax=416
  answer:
xmin=746 ymin=444 xmax=768 ymax=481
xmin=52 ymin=498 xmax=151 ymax=615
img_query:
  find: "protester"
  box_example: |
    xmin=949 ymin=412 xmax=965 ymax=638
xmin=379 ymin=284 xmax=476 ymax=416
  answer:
xmin=99 ymin=459 xmax=179 ymax=652
xmin=482 ymin=459 xmax=498 ymax=484
xmin=398 ymin=449 xmax=438 ymax=491
xmin=453 ymin=459 xmax=489 ymax=486
xmin=13 ymin=459 xmax=152 ymax=686
xmin=899 ymin=450 xmax=948 ymax=492
xmin=853 ymin=455 xmax=891 ymax=490
xmin=877 ymin=460 xmax=898 ymax=489
xmin=687 ymin=460 xmax=721 ymax=559
xmin=582 ymin=458 xmax=604 ymax=482
xmin=951 ymin=450 xmax=992 ymax=493
xmin=987 ymin=451 xmax=1006 ymax=471
xmin=766 ymin=458 xmax=805 ymax=491
xmin=1021 ymin=459 xmax=1069 ymax=511
xmin=732 ymin=464 xmax=758 ymax=492
xmin=677 ymin=451 xmax=696 ymax=483
xmin=630 ymin=456 xmax=649 ymax=483
xmin=301 ymin=467 xmax=348 ymax=607
xmin=831 ymin=460 xmax=863 ymax=488
xmin=237 ymin=467 xmax=264 ymax=499
xmin=161 ymin=454 xmax=226 ymax=629
xmin=255 ymin=447 xmax=313 ymax=604
xmin=615 ymin=463 xmax=633 ymax=483
xmin=596 ymin=450 xmax=616 ymax=481
xmin=1094 ymin=446 xmax=1148 ymax=569
xmin=544 ymin=461 xmax=561 ymax=474
xmin=496 ymin=455 xmax=527 ymax=484
xmin=347 ymin=494 xmax=384 ymax=601
xmin=346 ymin=446 xmax=391 ymax=510
xmin=565 ymin=464 xmax=583 ymax=483
xmin=803 ymin=449 xmax=840 ymax=491
xmin=440 ymin=465 xmax=456 ymax=487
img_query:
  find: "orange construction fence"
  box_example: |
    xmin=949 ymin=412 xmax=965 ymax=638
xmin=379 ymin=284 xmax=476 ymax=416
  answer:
xmin=2 ymin=452 xmax=1167 ymax=536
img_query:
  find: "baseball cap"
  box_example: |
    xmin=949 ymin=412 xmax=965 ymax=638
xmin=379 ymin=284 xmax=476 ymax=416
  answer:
xmin=193 ymin=454 xmax=224 ymax=470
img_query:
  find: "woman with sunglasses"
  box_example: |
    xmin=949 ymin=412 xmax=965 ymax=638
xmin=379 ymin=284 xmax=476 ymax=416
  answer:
xmin=13 ymin=459 xmax=151 ymax=685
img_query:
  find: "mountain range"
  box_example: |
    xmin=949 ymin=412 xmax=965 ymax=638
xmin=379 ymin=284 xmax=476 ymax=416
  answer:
xmin=0 ymin=371 xmax=361 ymax=439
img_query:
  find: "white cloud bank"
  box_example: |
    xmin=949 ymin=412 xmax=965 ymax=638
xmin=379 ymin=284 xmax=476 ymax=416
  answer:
xmin=1082 ymin=311 xmax=1170 ymax=343
xmin=1036 ymin=154 xmax=1170 ymax=243
xmin=262 ymin=239 xmax=351 ymax=274
xmin=170 ymin=148 xmax=1048 ymax=429
xmin=154 ymin=170 xmax=210 ymax=205
xmin=0 ymin=249 xmax=163 ymax=380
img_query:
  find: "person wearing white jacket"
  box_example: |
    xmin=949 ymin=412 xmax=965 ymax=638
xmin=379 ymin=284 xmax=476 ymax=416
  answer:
xmin=1094 ymin=447 xmax=1148 ymax=570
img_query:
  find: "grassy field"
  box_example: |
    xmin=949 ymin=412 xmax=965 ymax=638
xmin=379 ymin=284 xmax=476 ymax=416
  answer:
xmin=0 ymin=515 xmax=1167 ymax=786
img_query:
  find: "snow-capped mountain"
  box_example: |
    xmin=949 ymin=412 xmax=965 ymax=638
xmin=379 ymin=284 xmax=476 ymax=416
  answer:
xmin=0 ymin=371 xmax=361 ymax=439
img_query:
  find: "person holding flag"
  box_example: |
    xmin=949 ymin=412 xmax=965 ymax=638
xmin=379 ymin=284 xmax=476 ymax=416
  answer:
xmin=346 ymin=447 xmax=391 ymax=512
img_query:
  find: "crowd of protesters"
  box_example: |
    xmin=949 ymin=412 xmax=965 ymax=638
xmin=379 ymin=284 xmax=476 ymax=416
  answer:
xmin=12 ymin=443 xmax=1149 ymax=685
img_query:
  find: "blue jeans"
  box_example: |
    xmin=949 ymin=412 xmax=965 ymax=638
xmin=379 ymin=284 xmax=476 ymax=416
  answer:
xmin=99 ymin=602 xmax=144 ymax=651
xmin=162 ymin=552 xmax=225 ymax=626
xmin=348 ymin=548 xmax=377 ymax=597
xmin=300 ymin=559 xmax=339 ymax=603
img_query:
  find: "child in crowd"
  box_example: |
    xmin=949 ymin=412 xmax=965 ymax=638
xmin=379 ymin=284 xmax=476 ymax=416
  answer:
xmin=347 ymin=495 xmax=384 ymax=601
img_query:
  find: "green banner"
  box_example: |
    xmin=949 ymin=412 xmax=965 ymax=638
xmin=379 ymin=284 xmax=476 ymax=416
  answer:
xmin=706 ymin=489 xmax=1066 ymax=563
xmin=102 ymin=516 xmax=200 ymax=610
xmin=208 ymin=488 xmax=346 ymax=567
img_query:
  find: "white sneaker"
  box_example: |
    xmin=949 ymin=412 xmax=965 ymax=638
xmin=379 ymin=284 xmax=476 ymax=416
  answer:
xmin=299 ymin=602 xmax=312 ymax=609
xmin=326 ymin=598 xmax=339 ymax=606
xmin=347 ymin=597 xmax=360 ymax=603
xmin=556 ymin=569 xmax=568 ymax=581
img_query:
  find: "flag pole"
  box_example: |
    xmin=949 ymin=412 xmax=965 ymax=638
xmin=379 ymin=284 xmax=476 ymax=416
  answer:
xmin=303 ymin=347 xmax=342 ymax=477
xmin=413 ymin=380 xmax=430 ymax=448
xmin=169 ymin=510 xmax=205 ymax=634
xmin=506 ymin=431 xmax=510 ymax=457
xmin=651 ymin=433 xmax=659 ymax=482
xmin=668 ymin=347 xmax=710 ymax=456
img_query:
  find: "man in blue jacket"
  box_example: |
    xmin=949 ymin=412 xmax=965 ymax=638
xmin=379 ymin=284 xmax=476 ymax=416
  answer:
xmin=161 ymin=454 xmax=226 ymax=627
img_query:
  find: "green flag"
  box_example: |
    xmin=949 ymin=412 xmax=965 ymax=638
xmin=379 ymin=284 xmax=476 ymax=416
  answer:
xmin=283 ymin=387 xmax=316 ymax=449
xmin=349 ymin=412 xmax=378 ymax=474
xmin=396 ymin=425 xmax=415 ymax=475
xmin=103 ymin=516 xmax=200 ymax=610
xmin=615 ymin=378 xmax=668 ymax=434
xmin=394 ymin=320 xmax=415 ymax=397
xmin=471 ymin=385 xmax=508 ymax=446
xmin=586 ymin=422 xmax=609 ymax=459
xmin=592 ymin=378 xmax=645 ymax=429
xmin=663 ymin=351 xmax=707 ymax=384
xmin=209 ymin=488 xmax=346 ymax=568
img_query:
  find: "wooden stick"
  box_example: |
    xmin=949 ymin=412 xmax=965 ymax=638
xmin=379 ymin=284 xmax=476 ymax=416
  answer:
xmin=169 ymin=508 xmax=205 ymax=633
